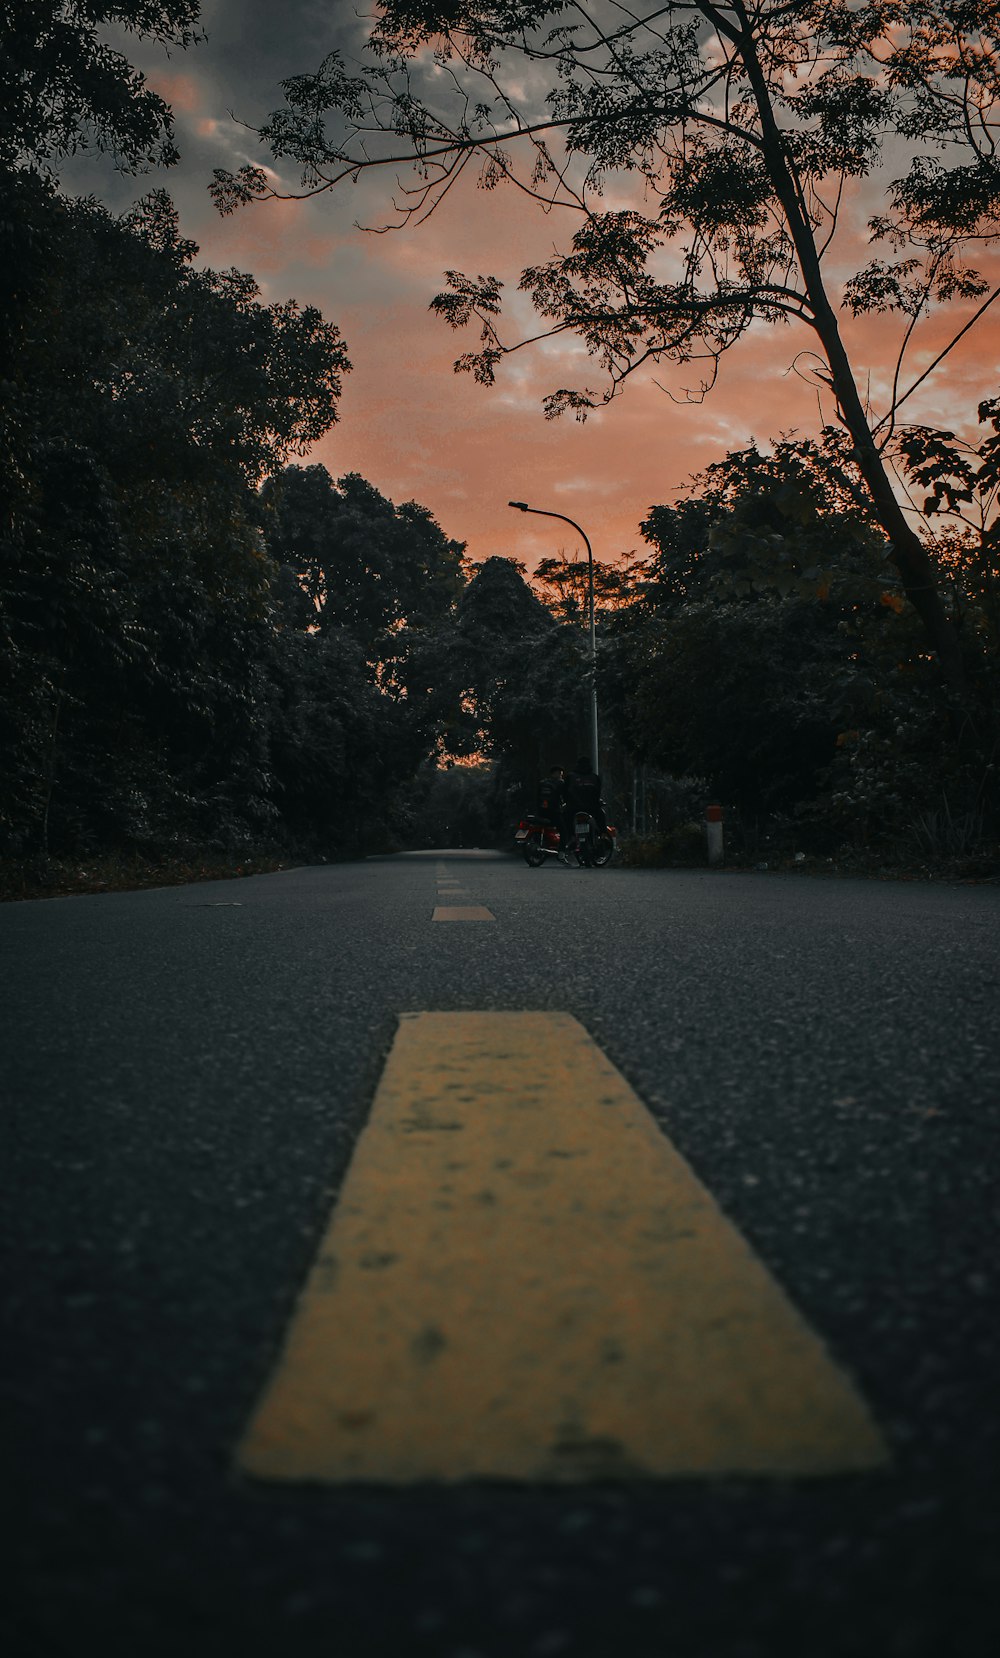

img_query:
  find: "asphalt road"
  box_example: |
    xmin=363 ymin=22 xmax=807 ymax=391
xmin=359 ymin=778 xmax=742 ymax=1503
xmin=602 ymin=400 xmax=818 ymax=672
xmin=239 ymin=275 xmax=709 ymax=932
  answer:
xmin=3 ymin=851 xmax=999 ymax=1658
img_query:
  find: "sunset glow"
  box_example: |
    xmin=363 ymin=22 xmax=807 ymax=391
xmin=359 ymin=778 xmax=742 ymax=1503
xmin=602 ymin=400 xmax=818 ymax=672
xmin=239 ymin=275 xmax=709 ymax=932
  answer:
xmin=62 ymin=0 xmax=1000 ymax=568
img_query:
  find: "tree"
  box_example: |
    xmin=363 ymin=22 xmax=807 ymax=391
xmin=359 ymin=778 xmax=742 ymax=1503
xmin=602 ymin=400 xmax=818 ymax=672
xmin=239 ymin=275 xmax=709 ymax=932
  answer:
xmin=532 ymin=551 xmax=640 ymax=623
xmin=392 ymin=758 xmax=494 ymax=848
xmin=0 ymin=176 xmax=349 ymax=854
xmin=890 ymin=403 xmax=1000 ymax=738
xmin=264 ymin=624 xmax=433 ymax=851
xmin=0 ymin=0 xmax=201 ymax=174
xmin=449 ymin=556 xmax=588 ymax=812
xmin=640 ymin=430 xmax=891 ymax=610
xmin=258 ymin=463 xmax=471 ymax=840
xmin=601 ymin=433 xmax=965 ymax=832
xmin=259 ymin=464 xmax=466 ymax=662
xmin=213 ymin=0 xmax=1000 ymax=693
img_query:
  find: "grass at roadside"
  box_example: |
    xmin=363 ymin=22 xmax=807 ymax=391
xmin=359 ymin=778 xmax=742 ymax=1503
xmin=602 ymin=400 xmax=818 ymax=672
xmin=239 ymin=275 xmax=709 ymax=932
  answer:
xmin=620 ymin=831 xmax=1000 ymax=883
xmin=0 ymin=851 xmax=292 ymax=904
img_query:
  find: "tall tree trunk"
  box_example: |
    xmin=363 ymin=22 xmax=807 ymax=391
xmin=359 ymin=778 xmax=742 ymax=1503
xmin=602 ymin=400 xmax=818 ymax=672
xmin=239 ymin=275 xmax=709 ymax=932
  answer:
xmin=735 ymin=9 xmax=967 ymax=697
xmin=806 ymin=292 xmax=966 ymax=695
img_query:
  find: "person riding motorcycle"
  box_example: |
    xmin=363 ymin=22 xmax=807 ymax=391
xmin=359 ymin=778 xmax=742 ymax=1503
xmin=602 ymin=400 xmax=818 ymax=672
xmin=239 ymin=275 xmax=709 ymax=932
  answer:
xmin=537 ymin=764 xmax=567 ymax=826
xmin=566 ymin=756 xmax=606 ymax=833
xmin=537 ymin=765 xmax=577 ymax=861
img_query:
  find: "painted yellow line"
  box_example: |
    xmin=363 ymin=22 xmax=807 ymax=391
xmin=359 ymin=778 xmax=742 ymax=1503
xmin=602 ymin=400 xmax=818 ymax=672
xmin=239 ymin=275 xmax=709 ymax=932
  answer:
xmin=237 ymin=1013 xmax=888 ymax=1484
xmin=432 ymin=905 xmax=495 ymax=922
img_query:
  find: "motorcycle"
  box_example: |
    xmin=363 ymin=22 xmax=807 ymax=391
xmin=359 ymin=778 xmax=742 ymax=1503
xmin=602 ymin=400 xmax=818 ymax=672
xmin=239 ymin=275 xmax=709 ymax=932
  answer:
xmin=570 ymin=808 xmax=617 ymax=867
xmin=514 ymin=810 xmax=617 ymax=868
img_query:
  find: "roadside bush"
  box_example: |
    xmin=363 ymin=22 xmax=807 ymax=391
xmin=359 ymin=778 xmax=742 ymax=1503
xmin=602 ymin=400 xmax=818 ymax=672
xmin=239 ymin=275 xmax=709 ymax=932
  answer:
xmin=621 ymin=823 xmax=707 ymax=867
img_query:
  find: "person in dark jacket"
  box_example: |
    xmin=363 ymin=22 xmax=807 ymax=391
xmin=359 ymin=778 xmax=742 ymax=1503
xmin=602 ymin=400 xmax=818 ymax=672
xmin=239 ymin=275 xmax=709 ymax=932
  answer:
xmin=537 ymin=764 xmax=579 ymax=861
xmin=537 ymin=765 xmax=567 ymax=825
xmin=566 ymin=756 xmax=605 ymax=830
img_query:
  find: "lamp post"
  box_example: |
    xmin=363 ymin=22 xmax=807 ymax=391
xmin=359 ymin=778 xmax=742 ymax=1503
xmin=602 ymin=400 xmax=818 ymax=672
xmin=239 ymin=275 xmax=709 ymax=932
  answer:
xmin=508 ymin=500 xmax=599 ymax=775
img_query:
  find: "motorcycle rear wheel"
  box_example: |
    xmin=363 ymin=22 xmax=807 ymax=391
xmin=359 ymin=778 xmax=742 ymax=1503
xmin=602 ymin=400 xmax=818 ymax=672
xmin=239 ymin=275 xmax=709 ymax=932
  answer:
xmin=591 ymin=836 xmax=615 ymax=867
xmin=523 ymin=840 xmax=547 ymax=867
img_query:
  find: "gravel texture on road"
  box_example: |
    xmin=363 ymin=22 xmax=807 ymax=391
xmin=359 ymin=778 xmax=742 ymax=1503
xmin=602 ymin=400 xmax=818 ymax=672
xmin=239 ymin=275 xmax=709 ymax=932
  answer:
xmin=3 ymin=853 xmax=999 ymax=1658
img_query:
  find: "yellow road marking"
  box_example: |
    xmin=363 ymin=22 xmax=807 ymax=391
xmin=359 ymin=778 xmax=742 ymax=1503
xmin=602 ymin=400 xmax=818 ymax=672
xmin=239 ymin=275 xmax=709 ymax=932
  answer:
xmin=432 ymin=906 xmax=495 ymax=922
xmin=237 ymin=1013 xmax=888 ymax=1483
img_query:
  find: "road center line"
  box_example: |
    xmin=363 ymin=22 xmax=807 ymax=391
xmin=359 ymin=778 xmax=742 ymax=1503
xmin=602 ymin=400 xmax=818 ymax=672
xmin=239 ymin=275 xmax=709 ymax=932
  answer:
xmin=237 ymin=1012 xmax=888 ymax=1484
xmin=432 ymin=905 xmax=495 ymax=922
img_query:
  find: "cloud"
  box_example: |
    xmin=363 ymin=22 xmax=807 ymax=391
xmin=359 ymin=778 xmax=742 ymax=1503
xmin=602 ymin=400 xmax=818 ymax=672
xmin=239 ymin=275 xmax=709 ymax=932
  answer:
xmin=51 ymin=0 xmax=1000 ymax=574
xmin=150 ymin=71 xmax=201 ymax=114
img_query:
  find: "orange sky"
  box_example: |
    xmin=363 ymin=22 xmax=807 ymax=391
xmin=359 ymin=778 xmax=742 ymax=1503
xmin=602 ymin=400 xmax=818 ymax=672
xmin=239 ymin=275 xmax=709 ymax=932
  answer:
xmin=196 ymin=168 xmax=1000 ymax=570
xmin=72 ymin=9 xmax=1000 ymax=573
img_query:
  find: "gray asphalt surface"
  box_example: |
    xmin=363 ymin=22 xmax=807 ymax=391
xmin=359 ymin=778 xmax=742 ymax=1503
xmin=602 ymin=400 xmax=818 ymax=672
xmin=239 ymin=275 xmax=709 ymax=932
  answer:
xmin=3 ymin=851 xmax=999 ymax=1658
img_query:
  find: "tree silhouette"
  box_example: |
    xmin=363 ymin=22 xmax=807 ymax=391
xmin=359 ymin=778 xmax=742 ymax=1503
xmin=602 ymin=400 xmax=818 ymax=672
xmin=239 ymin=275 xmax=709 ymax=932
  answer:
xmin=213 ymin=1 xmax=1000 ymax=696
xmin=1 ymin=1 xmax=201 ymax=174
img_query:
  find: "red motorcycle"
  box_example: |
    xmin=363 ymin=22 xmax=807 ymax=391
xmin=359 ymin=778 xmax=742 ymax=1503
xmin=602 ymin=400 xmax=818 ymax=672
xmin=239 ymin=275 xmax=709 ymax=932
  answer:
xmin=514 ymin=810 xmax=617 ymax=868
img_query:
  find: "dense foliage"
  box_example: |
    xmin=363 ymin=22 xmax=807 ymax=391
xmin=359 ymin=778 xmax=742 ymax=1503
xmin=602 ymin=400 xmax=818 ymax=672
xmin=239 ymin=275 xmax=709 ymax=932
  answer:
xmin=260 ymin=465 xmax=469 ymax=846
xmin=0 ymin=0 xmax=201 ymax=173
xmin=596 ymin=432 xmax=1000 ymax=855
xmin=0 ymin=167 xmax=477 ymax=859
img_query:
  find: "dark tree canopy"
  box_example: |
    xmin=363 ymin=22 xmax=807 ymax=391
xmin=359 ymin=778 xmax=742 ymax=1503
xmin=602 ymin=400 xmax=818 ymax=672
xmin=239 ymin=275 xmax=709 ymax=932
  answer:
xmin=532 ymin=552 xmax=639 ymax=623
xmin=259 ymin=464 xmax=466 ymax=659
xmin=451 ymin=555 xmax=592 ymax=782
xmin=639 ymin=432 xmax=888 ymax=610
xmin=0 ymin=172 xmax=351 ymax=856
xmin=1 ymin=1 xmax=479 ymax=862
xmin=601 ymin=433 xmax=949 ymax=822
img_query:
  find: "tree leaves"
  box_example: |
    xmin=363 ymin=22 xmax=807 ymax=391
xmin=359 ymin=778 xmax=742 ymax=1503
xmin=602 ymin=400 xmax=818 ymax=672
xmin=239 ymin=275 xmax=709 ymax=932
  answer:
xmin=0 ymin=171 xmax=352 ymax=855
xmin=0 ymin=1 xmax=201 ymax=174
xmin=260 ymin=464 xmax=465 ymax=661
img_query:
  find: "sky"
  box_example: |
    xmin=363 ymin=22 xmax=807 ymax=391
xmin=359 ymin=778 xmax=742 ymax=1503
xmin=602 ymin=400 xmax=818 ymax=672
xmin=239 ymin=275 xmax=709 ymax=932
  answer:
xmin=62 ymin=0 xmax=1000 ymax=571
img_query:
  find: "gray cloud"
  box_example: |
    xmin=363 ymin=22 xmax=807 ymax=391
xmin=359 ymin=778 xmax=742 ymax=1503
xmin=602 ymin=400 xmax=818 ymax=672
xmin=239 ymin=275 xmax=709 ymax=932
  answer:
xmin=58 ymin=0 xmax=364 ymax=217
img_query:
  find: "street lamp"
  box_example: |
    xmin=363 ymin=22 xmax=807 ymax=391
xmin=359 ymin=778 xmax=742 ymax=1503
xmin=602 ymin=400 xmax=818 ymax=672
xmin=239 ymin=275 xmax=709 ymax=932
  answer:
xmin=508 ymin=500 xmax=599 ymax=774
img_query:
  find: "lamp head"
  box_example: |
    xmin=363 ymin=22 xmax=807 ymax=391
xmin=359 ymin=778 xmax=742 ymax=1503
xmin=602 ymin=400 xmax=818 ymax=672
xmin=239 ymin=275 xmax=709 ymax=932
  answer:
xmin=508 ymin=500 xmax=529 ymax=511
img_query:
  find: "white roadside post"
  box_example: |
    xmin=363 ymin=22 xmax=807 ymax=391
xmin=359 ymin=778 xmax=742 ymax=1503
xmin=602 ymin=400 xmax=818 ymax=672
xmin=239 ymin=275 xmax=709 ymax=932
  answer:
xmin=706 ymin=803 xmax=724 ymax=866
